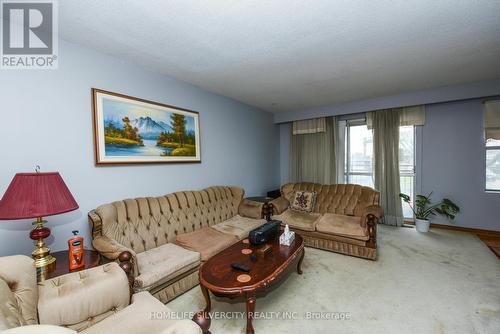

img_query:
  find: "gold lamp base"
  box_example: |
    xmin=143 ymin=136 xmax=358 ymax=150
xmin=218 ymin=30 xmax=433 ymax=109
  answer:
xmin=30 ymin=218 xmax=57 ymax=273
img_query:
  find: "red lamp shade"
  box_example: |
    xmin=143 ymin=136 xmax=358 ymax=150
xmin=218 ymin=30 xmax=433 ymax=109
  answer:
xmin=0 ymin=172 xmax=79 ymax=220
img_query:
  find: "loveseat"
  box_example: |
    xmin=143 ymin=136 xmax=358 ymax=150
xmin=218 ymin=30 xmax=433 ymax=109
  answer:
xmin=271 ymin=183 xmax=383 ymax=260
xmin=89 ymin=186 xmax=266 ymax=303
xmin=0 ymin=255 xmax=201 ymax=333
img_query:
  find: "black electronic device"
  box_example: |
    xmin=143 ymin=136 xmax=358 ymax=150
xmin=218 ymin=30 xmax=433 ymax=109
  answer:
xmin=249 ymin=220 xmax=281 ymax=246
xmin=250 ymin=254 xmax=257 ymax=262
xmin=231 ymin=263 xmax=251 ymax=272
xmin=267 ymin=189 xmax=281 ymax=199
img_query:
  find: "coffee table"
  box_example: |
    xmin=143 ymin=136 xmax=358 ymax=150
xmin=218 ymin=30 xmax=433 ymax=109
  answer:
xmin=193 ymin=233 xmax=305 ymax=334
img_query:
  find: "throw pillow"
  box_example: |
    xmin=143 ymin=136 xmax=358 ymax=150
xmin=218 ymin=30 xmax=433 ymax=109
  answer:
xmin=290 ymin=190 xmax=316 ymax=213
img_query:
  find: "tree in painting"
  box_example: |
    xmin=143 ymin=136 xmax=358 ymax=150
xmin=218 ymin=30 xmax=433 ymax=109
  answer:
xmin=170 ymin=114 xmax=186 ymax=147
xmin=122 ymin=117 xmax=143 ymax=144
xmin=156 ymin=113 xmax=195 ymax=156
xmin=104 ymin=117 xmax=143 ymax=146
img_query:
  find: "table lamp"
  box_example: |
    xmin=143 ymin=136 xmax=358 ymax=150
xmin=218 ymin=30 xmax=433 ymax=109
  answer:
xmin=0 ymin=170 xmax=78 ymax=271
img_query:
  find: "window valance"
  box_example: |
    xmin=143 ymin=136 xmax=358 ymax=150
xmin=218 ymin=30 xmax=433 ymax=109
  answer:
xmin=366 ymin=105 xmax=425 ymax=129
xmin=292 ymin=117 xmax=326 ymax=135
xmin=484 ymin=100 xmax=500 ymax=141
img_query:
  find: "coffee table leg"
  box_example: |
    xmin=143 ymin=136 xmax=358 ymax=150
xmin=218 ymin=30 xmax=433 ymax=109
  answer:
xmin=192 ymin=284 xmax=212 ymax=334
xmin=201 ymin=284 xmax=211 ymax=312
xmin=297 ymin=248 xmax=305 ymax=275
xmin=245 ymin=292 xmax=256 ymax=334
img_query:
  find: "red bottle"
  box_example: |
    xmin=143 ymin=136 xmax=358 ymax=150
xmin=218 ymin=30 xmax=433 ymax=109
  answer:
xmin=68 ymin=230 xmax=84 ymax=270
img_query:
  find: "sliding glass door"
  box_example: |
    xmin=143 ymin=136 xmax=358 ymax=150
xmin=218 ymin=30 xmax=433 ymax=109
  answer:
xmin=344 ymin=120 xmax=416 ymax=219
xmin=345 ymin=121 xmax=374 ymax=188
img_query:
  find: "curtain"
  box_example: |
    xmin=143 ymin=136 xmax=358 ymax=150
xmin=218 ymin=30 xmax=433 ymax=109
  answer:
xmin=372 ymin=109 xmax=404 ymax=226
xmin=291 ymin=116 xmax=337 ymax=184
xmin=484 ymin=100 xmax=500 ymax=141
xmin=367 ymin=105 xmax=425 ymax=129
xmin=336 ymin=120 xmax=347 ymax=183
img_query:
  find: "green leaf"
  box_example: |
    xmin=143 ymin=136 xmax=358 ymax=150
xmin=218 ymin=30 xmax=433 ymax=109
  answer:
xmin=399 ymin=193 xmax=411 ymax=202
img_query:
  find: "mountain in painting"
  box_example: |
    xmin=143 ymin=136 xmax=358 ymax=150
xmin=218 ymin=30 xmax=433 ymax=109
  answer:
xmin=130 ymin=117 xmax=172 ymax=139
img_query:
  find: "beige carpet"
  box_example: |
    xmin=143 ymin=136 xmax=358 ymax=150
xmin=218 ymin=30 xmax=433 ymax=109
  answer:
xmin=167 ymin=226 xmax=500 ymax=334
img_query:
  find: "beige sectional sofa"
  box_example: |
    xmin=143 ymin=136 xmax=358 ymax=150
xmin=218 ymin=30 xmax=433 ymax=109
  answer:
xmin=89 ymin=186 xmax=265 ymax=303
xmin=271 ymin=183 xmax=383 ymax=260
xmin=0 ymin=255 xmax=201 ymax=334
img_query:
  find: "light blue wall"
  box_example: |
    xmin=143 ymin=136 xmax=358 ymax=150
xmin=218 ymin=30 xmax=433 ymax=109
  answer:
xmin=278 ymin=97 xmax=500 ymax=231
xmin=420 ymin=98 xmax=500 ymax=231
xmin=0 ymin=40 xmax=280 ymax=256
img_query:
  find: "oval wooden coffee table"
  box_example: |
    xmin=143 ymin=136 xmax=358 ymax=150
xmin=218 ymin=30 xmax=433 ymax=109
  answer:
xmin=193 ymin=234 xmax=305 ymax=334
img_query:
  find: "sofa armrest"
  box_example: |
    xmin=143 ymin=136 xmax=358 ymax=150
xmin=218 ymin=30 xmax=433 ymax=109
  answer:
xmin=238 ymin=199 xmax=264 ymax=219
xmin=361 ymin=205 xmax=383 ymax=248
xmin=37 ymin=263 xmax=130 ymax=329
xmin=92 ymin=236 xmax=137 ymax=286
xmin=270 ymin=196 xmax=289 ymax=215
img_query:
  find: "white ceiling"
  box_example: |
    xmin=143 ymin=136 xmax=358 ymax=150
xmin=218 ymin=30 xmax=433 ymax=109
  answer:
xmin=59 ymin=1 xmax=500 ymax=113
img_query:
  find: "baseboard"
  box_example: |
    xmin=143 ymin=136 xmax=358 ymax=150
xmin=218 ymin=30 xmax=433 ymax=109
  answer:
xmin=404 ymin=221 xmax=500 ymax=238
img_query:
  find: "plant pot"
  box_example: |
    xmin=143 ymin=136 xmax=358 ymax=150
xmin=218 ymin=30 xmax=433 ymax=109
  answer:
xmin=415 ymin=219 xmax=430 ymax=232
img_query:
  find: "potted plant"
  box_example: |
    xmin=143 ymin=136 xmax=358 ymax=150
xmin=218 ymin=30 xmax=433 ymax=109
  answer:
xmin=399 ymin=192 xmax=460 ymax=232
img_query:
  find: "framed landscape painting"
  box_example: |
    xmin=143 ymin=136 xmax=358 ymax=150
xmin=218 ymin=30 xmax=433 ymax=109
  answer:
xmin=92 ymin=88 xmax=201 ymax=165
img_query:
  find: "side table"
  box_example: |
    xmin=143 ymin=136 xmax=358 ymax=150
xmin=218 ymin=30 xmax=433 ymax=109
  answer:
xmin=37 ymin=249 xmax=110 ymax=281
xmin=245 ymin=196 xmax=274 ymax=221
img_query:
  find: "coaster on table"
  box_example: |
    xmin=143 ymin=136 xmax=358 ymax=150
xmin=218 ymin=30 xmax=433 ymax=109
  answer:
xmin=241 ymin=248 xmax=252 ymax=255
xmin=237 ymin=274 xmax=251 ymax=283
xmin=242 ymin=239 xmax=249 ymax=244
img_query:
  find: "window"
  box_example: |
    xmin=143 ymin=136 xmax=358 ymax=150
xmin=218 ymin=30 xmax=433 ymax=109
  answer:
xmin=485 ymin=100 xmax=500 ymax=191
xmin=399 ymin=126 xmax=416 ymax=218
xmin=486 ymin=139 xmax=500 ymax=191
xmin=344 ymin=121 xmax=416 ymax=218
xmin=345 ymin=121 xmax=374 ymax=188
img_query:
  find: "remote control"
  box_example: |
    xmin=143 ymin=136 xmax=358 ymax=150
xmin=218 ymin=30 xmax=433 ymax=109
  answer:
xmin=231 ymin=263 xmax=251 ymax=272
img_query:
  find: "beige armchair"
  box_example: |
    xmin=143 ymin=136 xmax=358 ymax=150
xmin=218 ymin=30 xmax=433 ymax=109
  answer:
xmin=0 ymin=255 xmax=201 ymax=334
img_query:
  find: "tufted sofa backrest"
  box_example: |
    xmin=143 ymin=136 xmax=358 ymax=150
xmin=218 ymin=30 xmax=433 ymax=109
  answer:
xmin=37 ymin=262 xmax=129 ymax=331
xmin=281 ymin=183 xmax=379 ymax=216
xmin=93 ymin=186 xmax=244 ymax=254
xmin=0 ymin=255 xmax=38 ymax=329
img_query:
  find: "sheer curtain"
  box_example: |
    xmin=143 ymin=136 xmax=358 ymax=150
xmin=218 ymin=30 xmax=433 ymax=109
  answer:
xmin=372 ymin=109 xmax=404 ymax=226
xmin=290 ymin=116 xmax=338 ymax=184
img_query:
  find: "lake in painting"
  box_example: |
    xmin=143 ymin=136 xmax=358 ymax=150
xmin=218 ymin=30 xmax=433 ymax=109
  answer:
xmin=102 ymin=97 xmax=197 ymax=157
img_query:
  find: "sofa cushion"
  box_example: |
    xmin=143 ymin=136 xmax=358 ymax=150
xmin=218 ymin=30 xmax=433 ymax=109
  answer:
xmin=135 ymin=243 xmax=201 ymax=291
xmin=274 ymin=210 xmax=321 ymax=232
xmin=290 ymin=190 xmax=317 ymax=213
xmin=176 ymin=227 xmax=239 ymax=261
xmin=81 ymin=292 xmax=201 ymax=334
xmin=211 ymin=215 xmax=266 ymax=239
xmin=315 ymin=213 xmax=369 ymax=241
